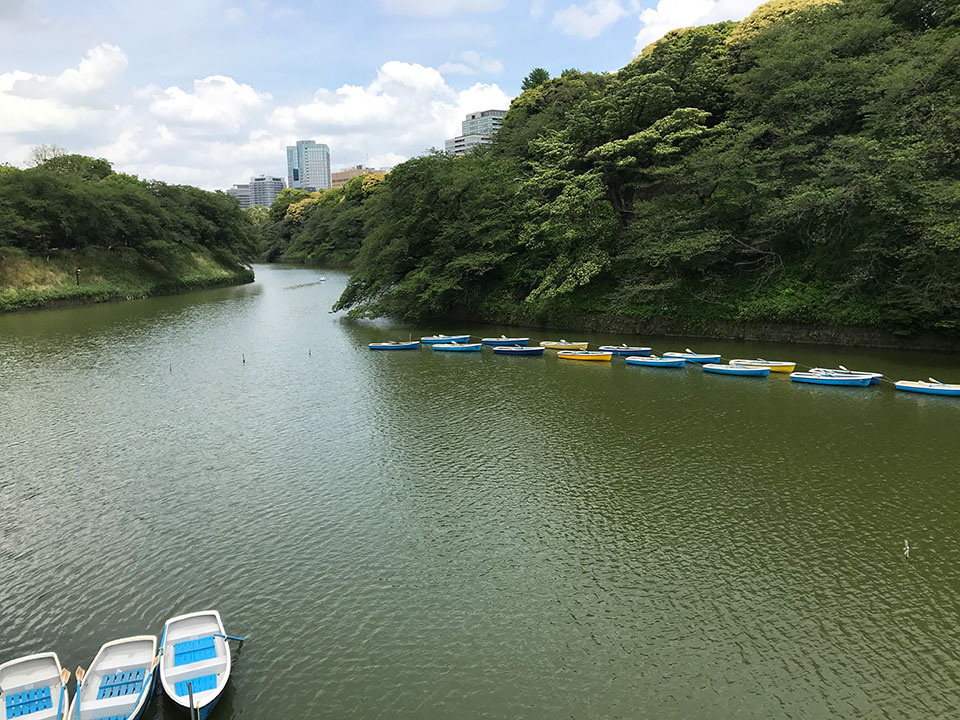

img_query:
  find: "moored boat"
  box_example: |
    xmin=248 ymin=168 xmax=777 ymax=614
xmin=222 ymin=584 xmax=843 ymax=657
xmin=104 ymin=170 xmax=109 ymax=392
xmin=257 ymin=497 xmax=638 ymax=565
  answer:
xmin=663 ymin=348 xmax=721 ymax=363
xmin=420 ymin=334 xmax=471 ymax=344
xmin=70 ymin=636 xmax=158 ymax=720
xmin=539 ymin=340 xmax=589 ymax=350
xmin=0 ymin=653 xmax=71 ymax=720
xmin=432 ymin=342 xmax=482 ymax=352
xmin=810 ymin=367 xmax=882 ymax=384
xmin=625 ymin=355 xmax=685 ymax=368
xmin=481 ymin=335 xmax=530 ymax=346
xmin=557 ymin=350 xmax=612 ymax=361
xmin=159 ymin=611 xmax=239 ymax=720
xmin=790 ymin=371 xmax=872 ymax=387
xmin=729 ymin=358 xmax=795 ymax=373
xmin=492 ymin=345 xmax=544 ymax=356
xmin=702 ymin=363 xmax=770 ymax=377
xmin=368 ymin=341 xmax=419 ymax=350
xmin=895 ymin=378 xmax=960 ymax=396
xmin=598 ymin=344 xmax=652 ymax=356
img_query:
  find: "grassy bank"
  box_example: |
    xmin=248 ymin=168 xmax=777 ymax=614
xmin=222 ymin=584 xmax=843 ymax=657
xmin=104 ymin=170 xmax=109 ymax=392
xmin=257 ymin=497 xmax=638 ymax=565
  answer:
xmin=0 ymin=245 xmax=254 ymax=312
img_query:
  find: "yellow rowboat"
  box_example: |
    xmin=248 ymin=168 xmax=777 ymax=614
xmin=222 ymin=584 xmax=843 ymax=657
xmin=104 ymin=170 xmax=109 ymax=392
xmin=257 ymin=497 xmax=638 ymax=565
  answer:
xmin=729 ymin=358 xmax=796 ymax=373
xmin=557 ymin=350 xmax=612 ymax=362
xmin=539 ymin=340 xmax=588 ymax=350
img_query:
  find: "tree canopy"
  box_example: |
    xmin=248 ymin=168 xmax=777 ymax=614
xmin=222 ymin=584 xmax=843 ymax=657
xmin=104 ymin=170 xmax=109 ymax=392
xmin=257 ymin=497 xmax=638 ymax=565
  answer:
xmin=521 ymin=67 xmax=551 ymax=91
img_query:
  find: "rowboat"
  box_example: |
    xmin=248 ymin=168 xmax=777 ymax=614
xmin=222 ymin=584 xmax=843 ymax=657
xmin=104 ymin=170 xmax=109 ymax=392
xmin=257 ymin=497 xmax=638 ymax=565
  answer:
xmin=729 ymin=358 xmax=795 ymax=373
xmin=493 ymin=345 xmax=544 ymax=356
xmin=481 ymin=335 xmax=530 ymax=346
xmin=790 ymin=371 xmax=871 ymax=387
xmin=160 ymin=611 xmax=239 ymax=720
xmin=432 ymin=342 xmax=482 ymax=352
xmin=625 ymin=355 xmax=685 ymax=368
xmin=557 ymin=350 xmax=612 ymax=361
xmin=70 ymin=636 xmax=158 ymax=720
xmin=810 ymin=367 xmax=882 ymax=384
xmin=420 ymin=334 xmax=471 ymax=344
xmin=663 ymin=348 xmax=721 ymax=363
xmin=702 ymin=363 xmax=770 ymax=377
xmin=0 ymin=653 xmax=71 ymax=720
xmin=895 ymin=378 xmax=960 ymax=396
xmin=599 ymin=344 xmax=652 ymax=356
xmin=539 ymin=340 xmax=589 ymax=350
xmin=368 ymin=341 xmax=419 ymax=350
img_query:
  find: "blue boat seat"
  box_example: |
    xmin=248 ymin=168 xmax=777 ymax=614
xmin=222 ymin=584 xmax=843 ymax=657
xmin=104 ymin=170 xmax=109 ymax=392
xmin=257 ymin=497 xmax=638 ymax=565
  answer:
xmin=173 ymin=637 xmax=217 ymax=667
xmin=174 ymin=673 xmax=217 ymax=697
xmin=5 ymin=687 xmax=52 ymax=718
xmin=96 ymin=668 xmax=145 ymax=700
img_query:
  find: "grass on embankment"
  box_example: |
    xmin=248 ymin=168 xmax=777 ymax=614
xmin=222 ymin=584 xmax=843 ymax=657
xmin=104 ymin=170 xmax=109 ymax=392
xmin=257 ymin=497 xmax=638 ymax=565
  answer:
xmin=0 ymin=245 xmax=254 ymax=312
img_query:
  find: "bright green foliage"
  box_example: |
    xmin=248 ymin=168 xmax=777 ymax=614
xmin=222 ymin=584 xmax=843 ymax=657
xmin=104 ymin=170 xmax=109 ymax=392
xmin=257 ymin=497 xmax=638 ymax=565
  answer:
xmin=323 ymin=0 xmax=959 ymax=336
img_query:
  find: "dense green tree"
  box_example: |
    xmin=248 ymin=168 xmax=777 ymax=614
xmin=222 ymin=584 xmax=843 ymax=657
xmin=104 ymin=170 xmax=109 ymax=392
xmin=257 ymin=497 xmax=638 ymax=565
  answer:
xmin=520 ymin=67 xmax=551 ymax=91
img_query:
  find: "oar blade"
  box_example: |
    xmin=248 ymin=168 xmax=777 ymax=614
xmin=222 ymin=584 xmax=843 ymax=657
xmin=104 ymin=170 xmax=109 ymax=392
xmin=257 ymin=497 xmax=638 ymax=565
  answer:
xmin=60 ymin=668 xmax=71 ymax=684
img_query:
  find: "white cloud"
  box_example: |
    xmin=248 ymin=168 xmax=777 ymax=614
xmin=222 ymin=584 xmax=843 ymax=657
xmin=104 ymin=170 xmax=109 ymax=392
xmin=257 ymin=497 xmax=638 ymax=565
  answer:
xmin=439 ymin=50 xmax=504 ymax=75
xmin=553 ymin=0 xmax=630 ymax=39
xmin=147 ymin=75 xmax=271 ymax=135
xmin=634 ymin=0 xmax=764 ymax=52
xmin=0 ymin=46 xmax=513 ymax=188
xmin=380 ymin=0 xmax=504 ymax=15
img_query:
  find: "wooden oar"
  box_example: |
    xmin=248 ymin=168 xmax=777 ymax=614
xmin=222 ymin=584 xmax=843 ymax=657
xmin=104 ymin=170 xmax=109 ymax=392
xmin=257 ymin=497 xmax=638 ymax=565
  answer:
xmin=128 ymin=656 xmax=159 ymax=719
xmin=929 ymin=377 xmax=944 ymax=385
xmin=56 ymin=668 xmax=70 ymax=720
xmin=74 ymin=667 xmax=85 ymax=720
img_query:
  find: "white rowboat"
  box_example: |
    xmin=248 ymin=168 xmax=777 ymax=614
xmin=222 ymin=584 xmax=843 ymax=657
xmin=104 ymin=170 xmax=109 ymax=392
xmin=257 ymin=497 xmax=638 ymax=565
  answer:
xmin=69 ymin=636 xmax=157 ymax=720
xmin=0 ymin=652 xmax=70 ymax=720
xmin=159 ymin=611 xmax=232 ymax=720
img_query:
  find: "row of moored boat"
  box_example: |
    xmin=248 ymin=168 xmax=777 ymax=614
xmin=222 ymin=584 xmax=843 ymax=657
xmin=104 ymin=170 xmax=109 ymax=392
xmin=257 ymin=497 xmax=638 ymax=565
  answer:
xmin=368 ymin=335 xmax=959 ymax=396
xmin=1 ymin=610 xmax=241 ymax=720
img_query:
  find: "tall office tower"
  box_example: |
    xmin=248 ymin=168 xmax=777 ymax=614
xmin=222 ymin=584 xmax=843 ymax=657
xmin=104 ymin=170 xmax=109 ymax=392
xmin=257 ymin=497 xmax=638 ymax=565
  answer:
xmin=249 ymin=175 xmax=286 ymax=207
xmin=286 ymin=140 xmax=331 ymax=191
xmin=444 ymin=109 xmax=507 ymax=156
xmin=225 ymin=183 xmax=251 ymax=209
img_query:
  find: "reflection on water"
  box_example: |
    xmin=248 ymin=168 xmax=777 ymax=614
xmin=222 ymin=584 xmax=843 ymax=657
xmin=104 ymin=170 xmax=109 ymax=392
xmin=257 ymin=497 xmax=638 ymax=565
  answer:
xmin=1 ymin=265 xmax=958 ymax=719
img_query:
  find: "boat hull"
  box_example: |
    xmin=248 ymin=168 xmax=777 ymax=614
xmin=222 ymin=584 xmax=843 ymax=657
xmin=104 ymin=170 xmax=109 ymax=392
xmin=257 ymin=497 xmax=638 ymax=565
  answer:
xmin=663 ymin=352 xmax=721 ymax=364
xmin=702 ymin=363 xmax=770 ymax=377
xmin=369 ymin=342 xmax=419 ymax=350
xmin=0 ymin=653 xmax=69 ymax=720
xmin=790 ymin=373 xmax=872 ymax=386
xmin=729 ymin=359 xmax=795 ymax=373
xmin=68 ymin=636 xmax=158 ymax=720
xmin=481 ymin=337 xmax=529 ymax=346
xmin=493 ymin=346 xmax=544 ymax=356
xmin=539 ymin=341 xmax=589 ymax=350
xmin=159 ymin=611 xmax=231 ymax=720
xmin=432 ymin=343 xmax=482 ymax=352
xmin=625 ymin=356 xmax=685 ymax=368
xmin=810 ymin=368 xmax=882 ymax=384
xmin=599 ymin=346 xmax=652 ymax=356
xmin=557 ymin=351 xmax=612 ymax=361
xmin=420 ymin=335 xmax=471 ymax=344
xmin=895 ymin=381 xmax=960 ymax=396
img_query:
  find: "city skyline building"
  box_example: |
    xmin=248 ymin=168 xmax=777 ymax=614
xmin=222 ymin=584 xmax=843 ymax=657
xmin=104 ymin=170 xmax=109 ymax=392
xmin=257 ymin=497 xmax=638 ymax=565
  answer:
xmin=331 ymin=164 xmax=377 ymax=188
xmin=225 ymin=174 xmax=285 ymax=208
xmin=445 ymin=109 xmax=507 ymax=156
xmin=286 ymin=140 xmax=331 ymax=191
xmin=225 ymin=183 xmax=251 ymax=209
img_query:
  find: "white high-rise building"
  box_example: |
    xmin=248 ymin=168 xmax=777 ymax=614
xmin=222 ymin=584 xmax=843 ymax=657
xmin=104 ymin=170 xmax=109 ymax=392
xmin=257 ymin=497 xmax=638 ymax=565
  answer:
xmin=286 ymin=140 xmax=331 ymax=190
xmin=445 ymin=109 xmax=507 ymax=156
xmin=250 ymin=175 xmax=285 ymax=206
xmin=225 ymin=183 xmax=251 ymax=209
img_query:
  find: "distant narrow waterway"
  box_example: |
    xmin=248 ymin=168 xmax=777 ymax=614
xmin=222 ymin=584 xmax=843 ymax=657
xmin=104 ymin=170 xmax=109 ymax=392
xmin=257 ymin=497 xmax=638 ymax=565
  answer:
xmin=2 ymin=264 xmax=958 ymax=719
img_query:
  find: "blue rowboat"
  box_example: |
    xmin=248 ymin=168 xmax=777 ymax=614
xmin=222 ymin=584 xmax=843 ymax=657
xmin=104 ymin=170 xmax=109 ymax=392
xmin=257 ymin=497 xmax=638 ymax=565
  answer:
xmin=493 ymin=345 xmax=544 ymax=356
xmin=0 ymin=653 xmax=71 ymax=720
xmin=663 ymin=348 xmax=721 ymax=363
xmin=369 ymin=341 xmax=419 ymax=350
xmin=159 ymin=611 xmax=240 ymax=720
xmin=790 ymin=371 xmax=871 ymax=387
xmin=625 ymin=355 xmax=685 ymax=368
xmin=599 ymin=344 xmax=651 ymax=356
xmin=810 ymin=367 xmax=882 ymax=384
xmin=69 ymin=636 xmax=158 ymax=720
xmin=432 ymin=342 xmax=482 ymax=352
xmin=420 ymin=334 xmax=471 ymax=344
xmin=702 ymin=363 xmax=770 ymax=377
xmin=895 ymin=379 xmax=960 ymax=396
xmin=481 ymin=335 xmax=530 ymax=346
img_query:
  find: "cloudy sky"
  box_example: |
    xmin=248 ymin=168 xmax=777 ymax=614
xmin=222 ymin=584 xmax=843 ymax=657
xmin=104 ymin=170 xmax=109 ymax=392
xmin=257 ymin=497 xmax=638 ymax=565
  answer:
xmin=0 ymin=0 xmax=765 ymax=189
